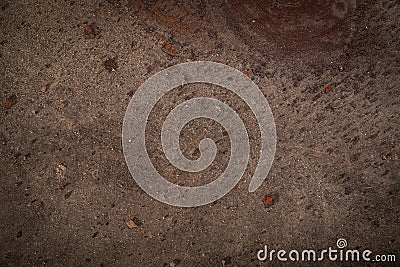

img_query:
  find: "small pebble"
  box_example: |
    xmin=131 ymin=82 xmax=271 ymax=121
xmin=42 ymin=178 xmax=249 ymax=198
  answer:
xmin=162 ymin=41 xmax=177 ymax=57
xmin=84 ymin=24 xmax=99 ymax=39
xmin=169 ymin=259 xmax=181 ymax=267
xmin=104 ymin=57 xmax=118 ymax=72
xmin=4 ymin=95 xmax=16 ymax=109
xmin=126 ymin=217 xmax=143 ymax=228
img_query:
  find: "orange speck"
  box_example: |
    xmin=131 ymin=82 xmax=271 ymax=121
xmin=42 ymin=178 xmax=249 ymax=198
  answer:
xmin=263 ymin=195 xmax=273 ymax=207
xmin=325 ymin=84 xmax=333 ymax=93
xmin=243 ymin=71 xmax=249 ymax=77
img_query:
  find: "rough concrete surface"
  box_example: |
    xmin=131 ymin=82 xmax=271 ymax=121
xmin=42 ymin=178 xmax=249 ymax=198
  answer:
xmin=1 ymin=0 xmax=399 ymax=266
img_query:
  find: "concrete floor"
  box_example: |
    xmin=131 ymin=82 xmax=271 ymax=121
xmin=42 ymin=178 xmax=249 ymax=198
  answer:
xmin=1 ymin=0 xmax=399 ymax=266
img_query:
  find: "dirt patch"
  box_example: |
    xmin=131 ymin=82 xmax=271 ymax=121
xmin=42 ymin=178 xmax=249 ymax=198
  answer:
xmin=225 ymin=0 xmax=358 ymax=51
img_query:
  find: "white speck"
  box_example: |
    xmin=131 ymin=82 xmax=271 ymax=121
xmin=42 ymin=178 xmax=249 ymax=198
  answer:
xmin=128 ymin=139 xmax=132 ymax=143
